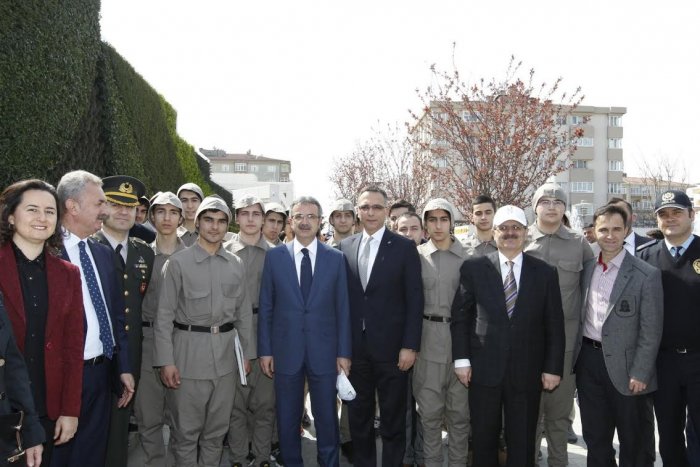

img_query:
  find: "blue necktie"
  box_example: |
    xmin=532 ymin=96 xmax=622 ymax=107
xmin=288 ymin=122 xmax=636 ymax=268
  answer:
xmin=300 ymin=248 xmax=312 ymax=303
xmin=673 ymin=246 xmax=683 ymax=259
xmin=79 ymin=241 xmax=114 ymax=358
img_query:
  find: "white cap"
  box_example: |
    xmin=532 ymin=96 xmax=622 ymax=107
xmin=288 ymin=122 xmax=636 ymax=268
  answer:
xmin=493 ymin=205 xmax=527 ymax=227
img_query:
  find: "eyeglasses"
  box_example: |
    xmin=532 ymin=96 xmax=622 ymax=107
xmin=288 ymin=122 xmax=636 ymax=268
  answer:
xmin=357 ymin=204 xmax=385 ymax=213
xmin=495 ymin=224 xmax=524 ymax=232
xmin=538 ymin=199 xmax=565 ymax=208
xmin=291 ymin=214 xmax=320 ymax=222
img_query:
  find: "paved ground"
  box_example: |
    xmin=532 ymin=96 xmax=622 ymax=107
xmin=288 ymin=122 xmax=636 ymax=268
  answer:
xmin=127 ymin=403 xmax=663 ymax=466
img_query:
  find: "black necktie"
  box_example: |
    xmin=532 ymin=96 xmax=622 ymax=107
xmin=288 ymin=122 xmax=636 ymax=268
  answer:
xmin=115 ymin=244 xmax=126 ymax=269
xmin=300 ymin=248 xmax=312 ymax=302
xmin=673 ymin=246 xmax=683 ymax=259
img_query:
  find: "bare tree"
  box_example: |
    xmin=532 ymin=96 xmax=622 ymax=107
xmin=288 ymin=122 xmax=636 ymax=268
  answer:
xmin=410 ymin=54 xmax=585 ymax=219
xmin=329 ymin=122 xmax=434 ymax=208
xmin=636 ymin=153 xmax=689 ymax=199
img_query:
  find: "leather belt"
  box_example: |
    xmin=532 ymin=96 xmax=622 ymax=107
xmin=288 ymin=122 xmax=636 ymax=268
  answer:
xmin=174 ymin=322 xmax=234 ymax=334
xmin=142 ymin=321 xmax=153 ymax=327
xmin=423 ymin=314 xmax=451 ymax=323
xmin=660 ymin=347 xmax=696 ymax=354
xmin=582 ymin=336 xmax=602 ymax=350
xmin=84 ymin=355 xmax=106 ymax=366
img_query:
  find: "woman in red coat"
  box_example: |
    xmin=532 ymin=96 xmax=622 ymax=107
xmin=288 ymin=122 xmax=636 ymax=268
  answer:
xmin=0 ymin=179 xmax=84 ymax=464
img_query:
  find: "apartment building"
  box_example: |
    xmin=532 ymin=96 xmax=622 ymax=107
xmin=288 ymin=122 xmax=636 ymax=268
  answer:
xmin=200 ymin=148 xmax=294 ymax=207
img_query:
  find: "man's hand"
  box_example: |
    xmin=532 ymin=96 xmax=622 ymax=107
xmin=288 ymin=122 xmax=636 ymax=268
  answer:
xmin=53 ymin=415 xmax=78 ymax=445
xmin=260 ymin=356 xmax=274 ymax=378
xmin=455 ymin=366 xmax=472 ymax=387
xmin=337 ymin=357 xmax=351 ymax=376
xmin=541 ymin=373 xmax=561 ymax=391
xmin=160 ymin=365 xmax=181 ymax=389
xmin=243 ymin=359 xmax=251 ymax=375
xmin=397 ymin=348 xmax=416 ymax=371
xmin=118 ymin=373 xmax=136 ymax=407
xmin=629 ymin=378 xmax=647 ymax=394
xmin=25 ymin=444 xmax=42 ymax=467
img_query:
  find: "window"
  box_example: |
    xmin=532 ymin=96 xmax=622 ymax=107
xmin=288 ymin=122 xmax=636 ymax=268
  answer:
xmin=462 ymin=111 xmax=480 ymax=122
xmin=608 ymin=138 xmax=623 ymax=149
xmin=234 ymin=162 xmax=246 ymax=172
xmin=573 ymin=160 xmax=587 ymax=169
xmin=608 ymin=183 xmax=624 ymax=194
xmin=570 ymin=115 xmax=584 ymax=125
xmin=280 ymin=163 xmax=290 ymax=172
xmin=434 ymin=158 xmax=447 ymax=168
xmin=640 ymin=200 xmax=653 ymax=210
xmin=574 ymin=137 xmax=594 ymax=147
xmin=267 ymin=165 xmax=277 ymax=173
xmin=220 ymin=164 xmax=230 ymax=172
xmin=249 ymin=164 xmax=259 ymax=173
xmin=574 ymin=203 xmax=593 ymax=216
xmin=555 ymin=115 xmax=567 ymax=125
xmin=609 ymin=115 xmax=622 ymax=127
xmin=280 ymin=175 xmax=289 ymax=182
xmin=571 ymin=182 xmax=594 ymax=193
xmin=608 ymin=160 xmax=624 ymax=171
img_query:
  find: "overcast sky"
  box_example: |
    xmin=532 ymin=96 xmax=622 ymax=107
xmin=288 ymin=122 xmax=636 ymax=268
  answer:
xmin=101 ymin=1 xmax=700 ymax=209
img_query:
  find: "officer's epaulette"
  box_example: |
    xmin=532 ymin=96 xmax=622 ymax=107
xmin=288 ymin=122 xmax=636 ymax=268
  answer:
xmin=636 ymin=239 xmax=660 ymax=253
xmin=129 ymin=236 xmax=150 ymax=248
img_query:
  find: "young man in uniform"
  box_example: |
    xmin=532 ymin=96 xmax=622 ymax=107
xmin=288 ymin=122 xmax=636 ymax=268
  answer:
xmin=176 ymin=183 xmax=203 ymax=247
xmin=462 ymin=195 xmax=497 ymax=256
xmin=154 ymin=196 xmax=253 ymax=465
xmin=95 ymin=175 xmax=155 ymax=467
xmin=262 ymin=202 xmax=287 ymax=246
xmin=134 ymin=192 xmax=185 ymax=465
xmin=326 ymin=198 xmax=355 ymax=248
xmin=224 ymin=195 xmax=275 ymax=467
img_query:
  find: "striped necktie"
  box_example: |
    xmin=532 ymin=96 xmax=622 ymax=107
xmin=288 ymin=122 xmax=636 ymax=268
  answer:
xmin=503 ymin=260 xmax=517 ymax=319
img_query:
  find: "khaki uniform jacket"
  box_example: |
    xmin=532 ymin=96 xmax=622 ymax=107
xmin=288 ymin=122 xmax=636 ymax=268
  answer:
xmin=418 ymin=239 xmax=469 ymax=363
xmin=177 ymin=226 xmax=198 ymax=247
xmin=140 ymin=237 xmax=186 ymax=368
xmin=224 ymin=233 xmax=269 ymax=350
xmin=460 ymin=235 xmax=497 ymax=257
xmin=153 ymin=243 xmax=253 ymax=379
xmin=525 ymin=223 xmax=594 ymax=351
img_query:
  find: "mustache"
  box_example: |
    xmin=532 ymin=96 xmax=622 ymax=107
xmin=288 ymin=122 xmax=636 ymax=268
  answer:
xmin=97 ymin=214 xmax=108 ymax=221
xmin=501 ymin=234 xmax=519 ymax=240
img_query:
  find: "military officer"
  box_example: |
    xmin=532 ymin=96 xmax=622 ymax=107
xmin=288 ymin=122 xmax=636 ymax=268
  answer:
xmin=224 ymin=195 xmax=274 ymax=467
xmin=414 ymin=198 xmax=470 ymax=467
xmin=95 ymin=176 xmax=155 ymax=467
xmin=134 ymin=192 xmax=186 ymax=466
xmin=176 ymin=182 xmax=204 ymax=247
xmin=154 ymin=196 xmax=253 ymax=465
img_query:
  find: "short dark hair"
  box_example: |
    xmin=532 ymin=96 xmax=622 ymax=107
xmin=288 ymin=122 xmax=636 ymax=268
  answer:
xmin=607 ymin=197 xmax=633 ymax=215
xmin=358 ymin=185 xmax=388 ymax=204
xmin=584 ymin=223 xmax=594 ymax=229
xmin=0 ymin=179 xmax=64 ymax=254
xmin=645 ymin=228 xmax=664 ymax=240
xmin=389 ymin=199 xmax=416 ymax=214
xmin=397 ymin=211 xmax=423 ymax=229
xmin=593 ymin=204 xmax=628 ymax=227
xmin=472 ymin=194 xmax=496 ymax=212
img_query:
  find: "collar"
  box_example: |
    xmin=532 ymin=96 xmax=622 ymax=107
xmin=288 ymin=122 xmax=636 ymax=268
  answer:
xmin=100 ymin=230 xmax=128 ymax=252
xmin=293 ymin=237 xmax=318 ymax=256
xmin=362 ymin=226 xmax=385 ymax=243
xmin=597 ymin=248 xmax=626 ymax=272
xmin=192 ymin=241 xmax=227 ymax=262
xmin=664 ymin=234 xmax=694 ymax=254
xmin=498 ymin=251 xmax=523 ymax=269
xmin=62 ymin=228 xmax=90 ymax=248
xmin=423 ymin=237 xmax=465 ymax=257
xmin=624 ymin=231 xmax=635 ymax=247
xmin=11 ymin=242 xmax=46 ymax=269
xmin=530 ymin=222 xmax=572 ymax=240
xmin=153 ymin=236 xmax=185 ymax=255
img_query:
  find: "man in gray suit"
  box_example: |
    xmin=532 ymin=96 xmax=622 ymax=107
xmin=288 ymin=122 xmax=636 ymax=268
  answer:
xmin=573 ymin=204 xmax=663 ymax=466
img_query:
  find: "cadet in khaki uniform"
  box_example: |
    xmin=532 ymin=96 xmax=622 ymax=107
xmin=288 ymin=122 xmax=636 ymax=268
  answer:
xmin=134 ymin=192 xmax=186 ymax=466
xmin=96 ymin=176 xmax=155 ymax=467
xmin=461 ymin=194 xmax=497 ymax=256
xmin=262 ymin=202 xmax=287 ymax=246
xmin=154 ymin=196 xmax=254 ymax=466
xmin=326 ymin=199 xmax=355 ymax=249
xmin=413 ymin=199 xmax=470 ymax=467
xmin=524 ymin=183 xmax=593 ymax=466
xmin=176 ymin=182 xmax=203 ymax=247
xmin=224 ymin=195 xmax=274 ymax=467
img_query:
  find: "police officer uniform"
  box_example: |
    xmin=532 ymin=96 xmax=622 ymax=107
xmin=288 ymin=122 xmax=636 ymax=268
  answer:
xmin=95 ymin=176 xmax=155 ymax=467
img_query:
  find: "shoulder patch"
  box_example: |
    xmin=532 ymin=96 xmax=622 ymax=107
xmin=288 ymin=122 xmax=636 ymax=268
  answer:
xmin=636 ymin=239 xmax=659 ymax=253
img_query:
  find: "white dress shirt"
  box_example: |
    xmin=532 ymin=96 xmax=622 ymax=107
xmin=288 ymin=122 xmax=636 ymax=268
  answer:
xmin=360 ymin=226 xmax=385 ymax=282
xmin=623 ymin=231 xmax=636 ymax=256
xmin=455 ymin=251 xmax=523 ymax=369
xmin=293 ymin=237 xmax=317 ymax=285
xmin=63 ymin=230 xmax=115 ymax=359
xmin=101 ymin=230 xmax=128 ymax=264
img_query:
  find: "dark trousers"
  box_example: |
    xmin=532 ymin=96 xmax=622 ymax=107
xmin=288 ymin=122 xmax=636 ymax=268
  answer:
xmin=469 ymin=379 xmax=540 ymax=467
xmin=51 ymin=361 xmax=111 ymax=467
xmin=575 ymin=342 xmax=655 ymax=466
xmin=348 ymin=355 xmax=408 ymax=467
xmin=688 ymin=413 xmax=700 ymax=466
xmin=654 ymin=350 xmax=700 ymax=467
xmin=275 ymin=367 xmax=339 ymax=467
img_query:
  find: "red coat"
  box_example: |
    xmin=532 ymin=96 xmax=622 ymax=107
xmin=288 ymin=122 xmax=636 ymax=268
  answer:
xmin=0 ymin=242 xmax=84 ymax=420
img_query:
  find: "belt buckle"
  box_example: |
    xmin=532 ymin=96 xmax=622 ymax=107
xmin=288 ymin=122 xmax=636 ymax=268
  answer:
xmin=677 ymin=348 xmax=688 ymax=354
xmin=211 ymin=325 xmax=219 ymax=334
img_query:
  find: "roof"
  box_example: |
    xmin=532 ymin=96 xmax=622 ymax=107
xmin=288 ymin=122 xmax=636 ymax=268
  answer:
xmin=199 ymin=148 xmax=290 ymax=164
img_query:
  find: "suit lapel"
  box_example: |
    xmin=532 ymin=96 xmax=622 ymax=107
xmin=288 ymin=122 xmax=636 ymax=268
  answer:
xmin=285 ymin=242 xmax=304 ymax=303
xmin=0 ymin=244 xmax=25 ymax=326
xmin=88 ymin=238 xmax=113 ymax=314
xmin=365 ymin=230 xmax=393 ymax=291
xmin=44 ymin=254 xmax=66 ymax=341
xmin=346 ymin=234 xmax=362 ymax=281
xmin=605 ymin=253 xmax=633 ymax=321
xmin=513 ymin=254 xmax=534 ymax=317
xmin=307 ymin=244 xmax=327 ymax=304
xmin=485 ymin=251 xmax=510 ymax=318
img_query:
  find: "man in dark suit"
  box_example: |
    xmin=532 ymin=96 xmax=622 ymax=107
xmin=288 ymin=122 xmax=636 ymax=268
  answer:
xmin=607 ymin=197 xmax=653 ymax=253
xmin=258 ymin=195 xmax=351 ymax=467
xmin=338 ymin=186 xmax=424 ymax=466
xmin=573 ymin=204 xmax=662 ymax=465
xmin=53 ymin=170 xmax=134 ymax=466
xmin=451 ymin=205 xmax=565 ymax=467
xmin=94 ymin=175 xmax=155 ymax=467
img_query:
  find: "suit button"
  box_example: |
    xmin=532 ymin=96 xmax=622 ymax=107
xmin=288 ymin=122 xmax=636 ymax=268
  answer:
xmin=125 ymin=308 xmax=130 ymax=314
xmin=124 ymin=290 xmax=129 ymax=297
xmin=46 ymin=342 xmax=53 ymax=350
xmin=123 ymin=274 xmax=128 ymax=280
xmin=125 ymin=325 xmax=130 ymax=331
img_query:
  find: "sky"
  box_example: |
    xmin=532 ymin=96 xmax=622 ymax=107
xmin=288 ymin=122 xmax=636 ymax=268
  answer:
xmin=100 ymin=1 xmax=700 ymax=210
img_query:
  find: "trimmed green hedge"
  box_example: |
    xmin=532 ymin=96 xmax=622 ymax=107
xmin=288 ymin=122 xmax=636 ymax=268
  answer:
xmin=0 ymin=1 xmax=226 ymax=204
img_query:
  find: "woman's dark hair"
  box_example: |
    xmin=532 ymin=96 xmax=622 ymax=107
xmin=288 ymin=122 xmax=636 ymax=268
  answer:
xmin=0 ymin=179 xmax=64 ymax=254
